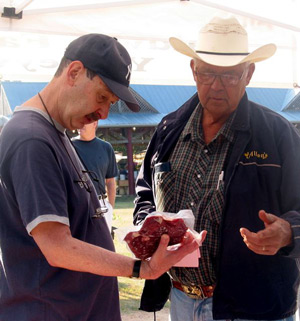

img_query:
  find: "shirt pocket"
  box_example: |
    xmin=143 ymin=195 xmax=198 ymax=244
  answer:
xmin=199 ymin=180 xmax=224 ymax=229
xmin=154 ymin=162 xmax=176 ymax=212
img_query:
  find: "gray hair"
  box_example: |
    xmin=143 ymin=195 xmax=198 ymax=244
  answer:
xmin=54 ymin=57 xmax=97 ymax=80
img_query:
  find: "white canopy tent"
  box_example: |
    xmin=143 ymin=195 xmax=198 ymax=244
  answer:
xmin=0 ymin=82 xmax=11 ymax=115
xmin=0 ymin=0 xmax=298 ymax=88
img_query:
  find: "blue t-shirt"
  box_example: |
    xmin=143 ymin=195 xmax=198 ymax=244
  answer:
xmin=0 ymin=108 xmax=121 ymax=321
xmin=72 ymin=137 xmax=118 ymax=195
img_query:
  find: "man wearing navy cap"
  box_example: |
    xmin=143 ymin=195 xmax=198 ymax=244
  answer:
xmin=0 ymin=34 xmax=202 ymax=320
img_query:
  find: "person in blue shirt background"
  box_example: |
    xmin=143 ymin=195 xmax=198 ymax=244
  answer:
xmin=73 ymin=120 xmax=118 ymax=232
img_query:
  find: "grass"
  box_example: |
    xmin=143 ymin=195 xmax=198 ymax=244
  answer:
xmin=112 ymin=195 xmax=145 ymax=314
xmin=114 ymin=195 xmax=136 ymax=210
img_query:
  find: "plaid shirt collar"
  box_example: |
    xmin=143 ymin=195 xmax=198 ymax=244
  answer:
xmin=180 ymin=103 xmax=236 ymax=145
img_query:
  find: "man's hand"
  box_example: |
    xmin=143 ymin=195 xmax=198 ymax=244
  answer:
xmin=240 ymin=210 xmax=292 ymax=255
xmin=140 ymin=230 xmax=207 ymax=279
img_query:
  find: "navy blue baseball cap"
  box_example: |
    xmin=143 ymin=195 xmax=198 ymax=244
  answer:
xmin=64 ymin=33 xmax=140 ymax=112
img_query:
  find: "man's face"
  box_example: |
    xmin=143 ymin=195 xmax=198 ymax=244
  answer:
xmin=59 ymin=65 xmax=119 ymax=130
xmin=191 ymin=59 xmax=255 ymax=121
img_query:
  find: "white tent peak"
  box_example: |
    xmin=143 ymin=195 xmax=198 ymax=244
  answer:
xmin=0 ymin=0 xmax=298 ymax=87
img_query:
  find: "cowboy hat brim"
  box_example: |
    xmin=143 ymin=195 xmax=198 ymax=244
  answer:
xmin=169 ymin=37 xmax=277 ymax=67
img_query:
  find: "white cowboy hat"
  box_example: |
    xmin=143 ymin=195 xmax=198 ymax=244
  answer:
xmin=169 ymin=16 xmax=276 ymax=67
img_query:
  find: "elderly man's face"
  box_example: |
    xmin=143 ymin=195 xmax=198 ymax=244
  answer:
xmin=191 ymin=59 xmax=255 ymax=121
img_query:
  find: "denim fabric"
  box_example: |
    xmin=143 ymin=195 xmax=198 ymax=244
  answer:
xmin=169 ymin=287 xmax=296 ymax=321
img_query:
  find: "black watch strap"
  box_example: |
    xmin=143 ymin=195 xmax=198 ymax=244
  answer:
xmin=131 ymin=260 xmax=142 ymax=279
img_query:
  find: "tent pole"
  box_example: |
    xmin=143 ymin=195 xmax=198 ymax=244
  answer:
xmin=15 ymin=0 xmax=34 ymax=14
xmin=126 ymin=127 xmax=135 ymax=195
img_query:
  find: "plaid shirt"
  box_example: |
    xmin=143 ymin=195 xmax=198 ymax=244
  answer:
xmin=155 ymin=103 xmax=235 ymax=286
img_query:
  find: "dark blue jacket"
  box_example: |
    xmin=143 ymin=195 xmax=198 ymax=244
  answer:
xmin=134 ymin=92 xmax=300 ymax=319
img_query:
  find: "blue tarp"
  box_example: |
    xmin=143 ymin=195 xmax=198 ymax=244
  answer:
xmin=2 ymin=82 xmax=299 ymax=126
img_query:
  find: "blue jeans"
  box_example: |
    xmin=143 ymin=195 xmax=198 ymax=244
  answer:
xmin=169 ymin=287 xmax=296 ymax=321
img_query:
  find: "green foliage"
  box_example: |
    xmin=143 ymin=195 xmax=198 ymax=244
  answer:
xmin=113 ymin=143 xmax=148 ymax=157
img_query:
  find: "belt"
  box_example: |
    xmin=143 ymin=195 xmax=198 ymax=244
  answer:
xmin=172 ymin=281 xmax=215 ymax=299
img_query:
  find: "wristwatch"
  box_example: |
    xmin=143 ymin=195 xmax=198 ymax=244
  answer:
xmin=130 ymin=260 xmax=142 ymax=279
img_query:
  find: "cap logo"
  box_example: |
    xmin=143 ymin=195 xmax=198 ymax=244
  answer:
xmin=126 ymin=64 xmax=132 ymax=82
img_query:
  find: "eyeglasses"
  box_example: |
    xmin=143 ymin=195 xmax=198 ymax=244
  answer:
xmin=194 ymin=68 xmax=247 ymax=87
xmin=93 ymin=194 xmax=108 ymax=218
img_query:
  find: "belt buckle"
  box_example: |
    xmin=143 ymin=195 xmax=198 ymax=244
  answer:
xmin=182 ymin=284 xmax=205 ymax=299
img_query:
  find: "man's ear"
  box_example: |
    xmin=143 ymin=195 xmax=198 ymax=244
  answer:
xmin=245 ymin=63 xmax=255 ymax=86
xmin=66 ymin=61 xmax=85 ymax=85
xmin=190 ymin=59 xmax=197 ymax=81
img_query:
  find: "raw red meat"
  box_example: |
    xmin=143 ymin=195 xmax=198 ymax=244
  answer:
xmin=124 ymin=215 xmax=188 ymax=259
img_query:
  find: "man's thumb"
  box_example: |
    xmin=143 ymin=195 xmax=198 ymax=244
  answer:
xmin=259 ymin=210 xmax=276 ymax=224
